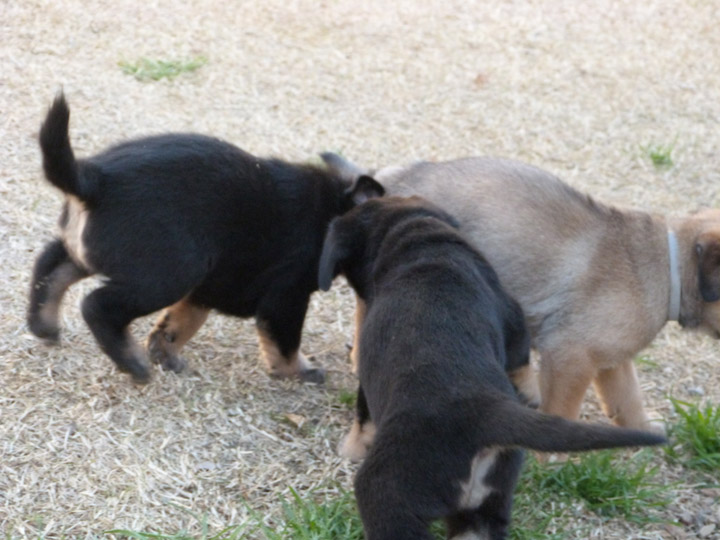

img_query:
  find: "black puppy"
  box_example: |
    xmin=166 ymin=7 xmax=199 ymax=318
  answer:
xmin=28 ymin=93 xmax=384 ymax=383
xmin=318 ymin=197 xmax=666 ymax=540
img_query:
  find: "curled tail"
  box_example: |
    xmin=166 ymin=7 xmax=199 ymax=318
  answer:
xmin=39 ymin=93 xmax=93 ymax=200
xmin=486 ymin=398 xmax=666 ymax=453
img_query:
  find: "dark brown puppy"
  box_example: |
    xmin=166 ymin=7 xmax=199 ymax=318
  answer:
xmin=28 ymin=93 xmax=383 ymax=383
xmin=318 ymin=196 xmax=666 ymax=540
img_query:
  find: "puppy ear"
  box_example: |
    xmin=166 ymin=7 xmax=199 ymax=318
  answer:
xmin=696 ymin=234 xmax=720 ymax=302
xmin=321 ymin=152 xmax=368 ymax=182
xmin=319 ymin=220 xmax=352 ymax=291
xmin=346 ymin=175 xmax=385 ymax=205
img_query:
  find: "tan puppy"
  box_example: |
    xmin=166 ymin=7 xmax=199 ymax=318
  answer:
xmin=322 ymin=153 xmax=720 ymax=433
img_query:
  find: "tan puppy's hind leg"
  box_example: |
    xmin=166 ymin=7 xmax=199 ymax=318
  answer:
xmin=146 ymin=299 xmax=210 ymax=372
xmin=539 ymin=350 xmax=595 ymax=421
xmin=592 ymin=359 xmax=664 ymax=434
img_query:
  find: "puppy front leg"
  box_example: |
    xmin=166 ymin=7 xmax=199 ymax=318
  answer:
xmin=348 ymin=294 xmax=367 ymax=374
xmin=146 ymin=299 xmax=210 ymax=373
xmin=339 ymin=385 xmax=376 ymax=461
xmin=255 ymin=291 xmax=324 ymax=383
xmin=592 ymin=358 xmax=663 ymax=433
xmin=28 ymin=239 xmax=87 ymax=342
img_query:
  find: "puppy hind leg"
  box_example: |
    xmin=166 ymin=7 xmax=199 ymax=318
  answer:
xmin=82 ymin=282 xmax=192 ymax=383
xmin=28 ymin=239 xmax=88 ymax=342
xmin=538 ymin=349 xmax=595 ymax=421
xmin=146 ymin=299 xmax=209 ymax=373
xmin=592 ymin=358 xmax=663 ymax=433
xmin=256 ymin=291 xmax=324 ymax=383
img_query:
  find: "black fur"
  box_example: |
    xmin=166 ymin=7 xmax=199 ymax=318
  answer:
xmin=318 ymin=197 xmax=666 ymax=540
xmin=28 ymin=93 xmax=384 ymax=383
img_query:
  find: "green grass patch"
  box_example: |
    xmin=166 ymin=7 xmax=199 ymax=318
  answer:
xmin=337 ymin=388 xmax=357 ymax=409
xmin=666 ymin=398 xmax=720 ymax=474
xmin=119 ymin=56 xmax=208 ymax=81
xmin=526 ymin=450 xmax=670 ymax=525
xmin=642 ymin=142 xmax=674 ymax=169
xmin=634 ymin=354 xmax=659 ymax=371
xmin=512 ymin=457 xmax=570 ymax=540
xmin=252 ymin=487 xmax=364 ymax=540
xmin=104 ymin=449 xmax=672 ymax=540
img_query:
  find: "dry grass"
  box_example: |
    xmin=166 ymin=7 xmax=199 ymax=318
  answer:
xmin=1 ymin=0 xmax=720 ymax=538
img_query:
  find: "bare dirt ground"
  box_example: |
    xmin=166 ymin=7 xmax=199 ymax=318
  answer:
xmin=1 ymin=0 xmax=719 ymax=538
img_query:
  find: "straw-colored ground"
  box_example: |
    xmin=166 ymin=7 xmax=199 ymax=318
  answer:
xmin=1 ymin=0 xmax=719 ymax=538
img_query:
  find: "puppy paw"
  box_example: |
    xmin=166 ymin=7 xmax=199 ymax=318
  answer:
xmin=119 ymin=351 xmax=152 ymax=385
xmin=299 ymin=367 xmax=326 ymax=385
xmin=146 ymin=331 xmax=187 ymax=373
xmin=28 ymin=317 xmax=60 ymax=344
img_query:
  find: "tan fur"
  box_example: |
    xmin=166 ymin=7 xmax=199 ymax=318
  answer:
xmin=508 ymin=364 xmax=541 ymax=407
xmin=367 ymin=158 xmax=720 ymax=431
xmin=339 ymin=416 xmax=377 ymax=462
xmin=256 ymin=327 xmax=312 ymax=378
xmin=62 ymin=195 xmax=92 ymax=269
xmin=146 ymin=299 xmax=210 ymax=372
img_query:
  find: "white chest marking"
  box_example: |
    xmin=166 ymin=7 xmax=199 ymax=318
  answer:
xmin=457 ymin=448 xmax=498 ymax=510
xmin=62 ymin=195 xmax=91 ymax=269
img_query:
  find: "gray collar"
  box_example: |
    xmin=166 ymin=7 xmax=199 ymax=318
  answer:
xmin=667 ymin=230 xmax=681 ymax=322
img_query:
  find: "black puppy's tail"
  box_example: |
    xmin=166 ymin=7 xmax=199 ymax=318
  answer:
xmin=39 ymin=93 xmax=93 ymax=200
xmin=485 ymin=398 xmax=666 ymax=452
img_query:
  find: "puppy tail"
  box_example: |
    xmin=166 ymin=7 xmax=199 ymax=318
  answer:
xmin=491 ymin=399 xmax=666 ymax=452
xmin=39 ymin=93 xmax=95 ymax=201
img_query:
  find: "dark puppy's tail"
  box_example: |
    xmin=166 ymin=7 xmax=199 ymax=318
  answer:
xmin=39 ymin=93 xmax=93 ymax=200
xmin=487 ymin=398 xmax=666 ymax=452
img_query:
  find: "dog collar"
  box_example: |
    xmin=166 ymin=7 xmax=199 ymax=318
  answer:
xmin=667 ymin=230 xmax=681 ymax=322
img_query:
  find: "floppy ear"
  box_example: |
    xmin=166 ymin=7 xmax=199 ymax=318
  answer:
xmin=696 ymin=234 xmax=720 ymax=302
xmin=319 ymin=220 xmax=352 ymax=291
xmin=346 ymin=175 xmax=385 ymax=205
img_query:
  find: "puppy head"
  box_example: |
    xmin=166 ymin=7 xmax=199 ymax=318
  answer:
xmin=318 ymin=196 xmax=459 ymax=296
xmin=681 ymin=209 xmax=720 ymax=333
xmin=696 ymin=229 xmax=720 ymax=303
